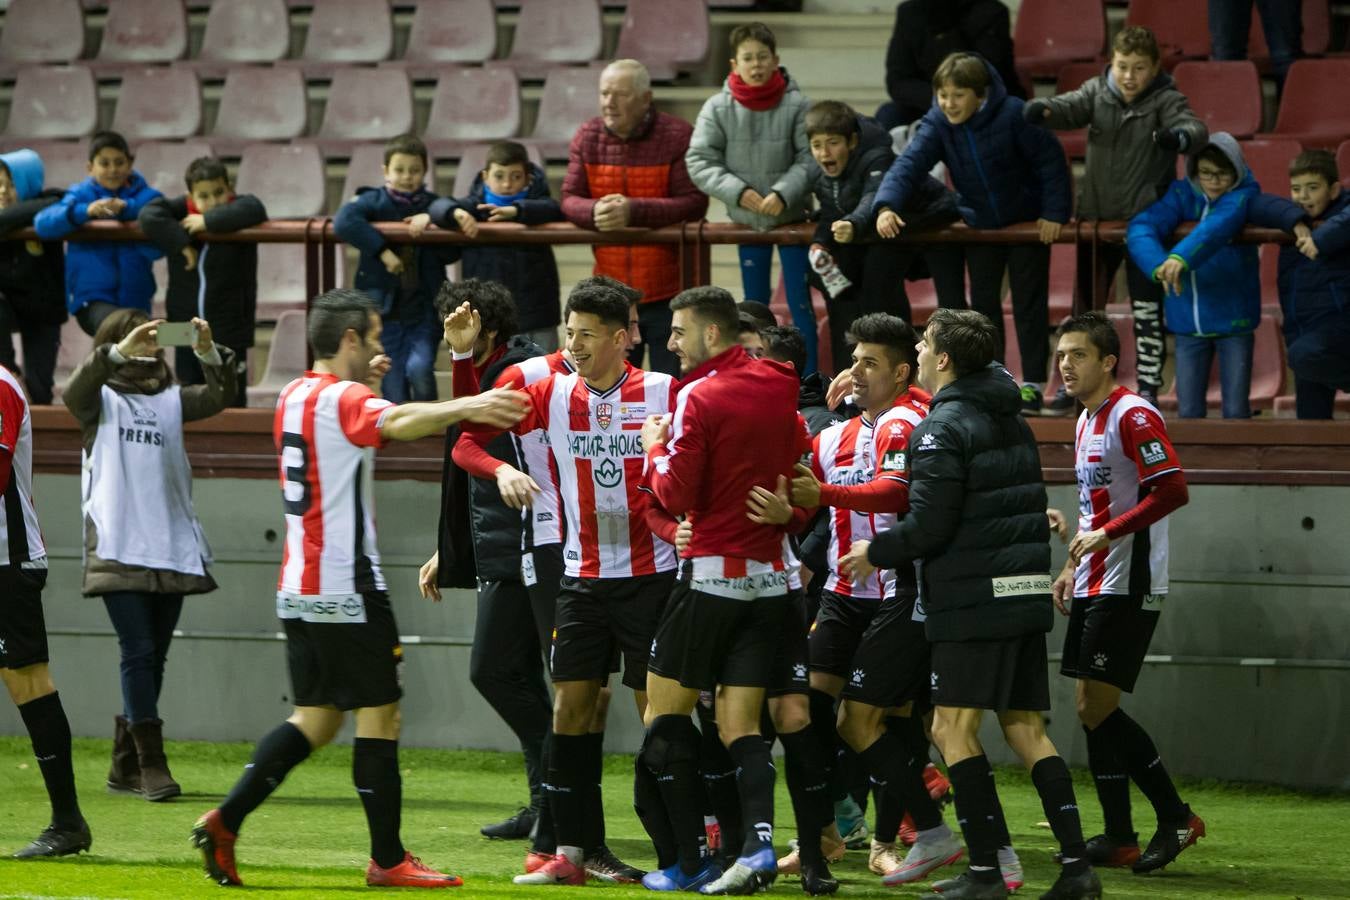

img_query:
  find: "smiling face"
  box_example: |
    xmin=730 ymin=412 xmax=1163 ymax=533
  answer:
xmin=566 ymin=310 xmax=628 ymax=384
xmin=483 ymin=162 xmax=528 ymax=197
xmin=89 ymin=146 xmax=132 ymax=192
xmin=849 ymin=341 xmax=907 ymax=414
xmin=668 ymin=308 xmax=712 ymax=374
xmin=810 ymin=132 xmax=856 ymax=177
xmin=936 ymin=83 xmax=981 ymax=126
xmin=1291 ymin=172 xmax=1341 ymax=219
xmin=731 ymin=38 xmax=778 ymax=87
xmin=189 ymin=177 xmax=232 ymax=214
xmin=1111 ymin=51 xmax=1161 ymax=105
xmin=383 ymin=152 xmax=426 ymax=193
xmin=1056 ymin=330 xmax=1114 ymax=403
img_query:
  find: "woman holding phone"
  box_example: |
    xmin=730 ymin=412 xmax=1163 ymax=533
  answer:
xmin=63 ymin=310 xmax=236 ymax=801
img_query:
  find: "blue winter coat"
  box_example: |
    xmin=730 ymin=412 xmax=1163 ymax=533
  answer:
xmin=872 ymin=56 xmax=1070 ymax=229
xmin=1126 ymin=133 xmax=1260 ymax=337
xmin=33 ymin=171 xmax=163 ymax=315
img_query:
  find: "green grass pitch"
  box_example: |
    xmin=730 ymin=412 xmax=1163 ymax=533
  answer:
xmin=0 ymin=736 xmax=1345 ymax=898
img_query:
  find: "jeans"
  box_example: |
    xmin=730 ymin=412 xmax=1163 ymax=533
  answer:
xmin=739 ymin=243 xmax=815 ymax=373
xmin=380 ymin=317 xmax=440 ymax=402
xmin=0 ymin=313 xmax=61 ymax=405
xmin=1208 ymin=0 xmax=1302 ymax=85
xmin=1173 ymin=332 xmax=1254 ymax=418
xmin=627 ymin=299 xmax=679 ymax=377
xmin=102 ymin=591 xmax=185 ymax=723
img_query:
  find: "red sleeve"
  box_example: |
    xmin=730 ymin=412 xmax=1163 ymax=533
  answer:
xmin=818 ymin=478 xmax=909 ymax=515
xmin=1103 ymin=470 xmax=1189 ymax=539
xmin=871 ymin=415 xmax=915 ymax=483
xmin=646 ymin=390 xmax=704 ymax=516
xmin=0 ymin=380 xmax=24 ymax=495
xmin=645 ymin=502 xmax=680 ymax=545
xmin=493 ymin=363 xmax=527 ymax=391
xmin=452 ymin=354 xmax=481 ymax=397
xmin=452 ymin=428 xmax=505 ymax=479
xmin=1118 ymin=405 xmax=1183 ymax=483
xmin=461 ymin=374 xmax=550 ymax=435
xmin=337 ymin=383 xmax=394 ymax=448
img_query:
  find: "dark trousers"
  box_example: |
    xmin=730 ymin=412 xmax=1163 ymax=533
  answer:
xmin=808 ymin=241 xmax=916 ymax=377
xmin=101 ymin=591 xmax=184 ymax=723
xmin=75 ymin=301 xmax=120 ymax=337
xmin=176 ymin=345 xmax=249 ymax=407
xmin=1209 ymin=0 xmax=1302 ymax=85
xmin=964 ymin=242 xmax=1051 ymax=383
xmin=1075 ymin=241 xmax=1167 ymax=395
xmin=1295 ymin=377 xmax=1338 ymax=419
xmin=628 ymin=299 xmax=679 ymax=377
xmin=0 ymin=310 xmax=61 ymax=405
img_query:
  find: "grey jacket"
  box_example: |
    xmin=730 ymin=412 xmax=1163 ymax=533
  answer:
xmin=1039 ymin=67 xmax=1207 ymax=220
xmin=685 ymin=70 xmax=813 ymax=231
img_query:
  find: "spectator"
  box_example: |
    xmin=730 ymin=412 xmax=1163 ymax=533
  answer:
xmin=562 ymin=59 xmax=708 ymax=376
xmin=1209 ymin=0 xmax=1302 ymax=90
xmin=687 ymin=23 xmax=817 ymax=372
xmin=139 ymin=157 xmax=266 ymax=407
xmin=34 ymin=132 xmax=162 ymax=337
xmin=334 ymin=134 xmax=456 ymax=402
xmin=1249 ymin=150 xmax=1350 ymax=419
xmin=429 ymin=141 xmax=564 ymax=352
xmin=877 ymin=0 xmax=1024 ymax=131
xmin=62 ymin=310 xmax=236 ymax=803
xmin=1127 ymin=134 xmax=1259 ymax=419
xmin=0 ymin=148 xmax=66 ymax=405
xmin=737 ymin=298 xmax=778 ymax=332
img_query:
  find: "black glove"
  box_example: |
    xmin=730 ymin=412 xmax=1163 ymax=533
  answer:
xmin=1153 ymin=128 xmax=1185 ymax=152
xmin=1023 ymin=98 xmax=1051 ymax=123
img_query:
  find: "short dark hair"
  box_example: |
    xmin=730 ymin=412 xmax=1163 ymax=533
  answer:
xmin=931 ymin=53 xmax=990 ymax=96
xmin=92 ymin=307 xmax=150 ymax=349
xmin=847 ymin=312 xmax=918 ymax=371
xmin=925 ymin=308 xmax=997 ymax=378
xmin=383 ymin=133 xmax=428 ymax=168
xmin=309 ymin=288 xmax=378 ymax=359
xmin=729 ymin=21 xmax=777 ymax=56
xmin=485 ymin=140 xmax=530 ymax=171
xmin=565 ymin=280 xmax=631 ymax=332
xmin=670 ymin=285 xmax=739 ymax=343
xmin=736 ymin=300 xmax=777 ymax=331
xmin=89 ymin=130 xmax=131 ymax=161
xmin=184 ymin=156 xmax=228 ymax=191
xmin=1056 ymin=311 xmax=1120 ymax=376
xmin=1112 ymin=25 xmax=1161 ymax=63
xmin=761 ymin=324 xmax=806 ymax=374
xmin=737 ymin=312 xmax=761 ymax=337
xmin=1290 ymin=149 xmax=1338 ymax=185
xmin=575 ymin=274 xmax=642 ymax=306
xmin=805 ymin=100 xmax=859 ymax=139
xmin=435 ymin=278 xmax=517 ymax=343
xmin=1195 ymin=145 xmax=1237 ymax=181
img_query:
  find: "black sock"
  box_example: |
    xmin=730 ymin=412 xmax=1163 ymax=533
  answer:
xmin=546 ymin=733 xmax=589 ymax=852
xmin=946 ymin=755 xmax=1002 ymax=878
xmin=643 ymin=715 xmax=707 ymax=874
xmin=634 ymin=747 xmax=678 ymax=869
xmin=18 ymin=692 xmax=82 ymax=829
xmin=727 ymin=734 xmax=776 ymax=855
xmin=891 ymin=714 xmax=931 ymax=767
xmin=858 ymin=732 xmax=943 ymax=831
xmin=353 ymin=737 xmax=405 ymax=870
xmin=829 ymin=744 xmax=857 ymax=805
xmin=581 ymin=732 xmax=606 ymax=855
xmin=1085 ymin=723 xmax=1135 ymax=841
xmin=532 ymin=730 xmax=557 ymax=854
xmin=778 ymin=727 xmax=832 ymax=864
xmin=698 ymin=711 xmax=742 ymax=857
xmin=872 ymin=777 xmax=903 ymax=843
xmin=808 ymin=690 xmax=838 ymax=783
xmin=219 ymin=721 xmax=312 ymax=834
xmin=1030 ymin=756 xmax=1087 ymax=874
xmin=1095 ymin=708 xmax=1187 ymax=823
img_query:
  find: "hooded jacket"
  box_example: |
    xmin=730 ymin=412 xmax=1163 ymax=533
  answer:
xmin=873 ymin=56 xmax=1070 ymax=230
xmin=1038 ymin=65 xmax=1208 ymax=220
xmin=1127 ymin=133 xmax=1260 ymax=337
xmin=0 ymin=149 xmax=65 ymax=327
xmin=867 ymin=363 xmax=1052 ymax=643
xmin=686 ymin=68 xmax=814 ymax=231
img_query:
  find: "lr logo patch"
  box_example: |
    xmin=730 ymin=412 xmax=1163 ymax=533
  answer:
xmin=1139 ymin=440 xmax=1169 ymax=466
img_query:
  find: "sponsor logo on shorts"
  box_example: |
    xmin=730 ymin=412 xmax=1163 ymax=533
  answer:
xmin=690 ymin=569 xmax=789 ymax=601
xmin=275 ymin=592 xmax=368 ymax=624
xmin=1139 ymin=440 xmax=1169 ymax=466
xmin=0 ymin=637 xmax=6 ymax=655
xmin=850 ymin=668 xmax=865 ymax=686
xmin=990 ymin=574 xmax=1053 ymax=598
xmin=1143 ymin=593 xmax=1165 ymax=608
xmin=793 ymin=663 xmax=807 ymax=680
xmin=930 ymin=671 xmax=939 ymax=691
xmin=1092 ymin=652 xmax=1108 ymax=669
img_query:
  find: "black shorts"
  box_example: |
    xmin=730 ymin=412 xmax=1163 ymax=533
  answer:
xmin=841 ymin=594 xmax=929 ymax=709
xmin=1060 ymin=592 xmax=1162 ymax=693
xmin=524 ymin=542 xmax=566 ymax=653
xmin=649 ymin=580 xmax=788 ymax=692
xmin=768 ymin=590 xmax=811 ymax=698
xmin=282 ymin=592 xmax=403 ymax=711
xmin=929 ymin=632 xmax=1051 ymax=712
xmin=809 ymin=589 xmax=881 ymax=678
xmin=550 ymin=571 xmax=672 ymax=690
xmin=0 ymin=565 xmax=50 ymax=669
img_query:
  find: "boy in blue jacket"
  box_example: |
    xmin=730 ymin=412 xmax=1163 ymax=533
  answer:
xmin=1127 ymin=133 xmax=1259 ymax=419
xmin=34 ymin=131 xmax=163 ymax=336
xmin=872 ymin=52 xmax=1070 ymax=413
xmin=1248 ymin=149 xmax=1350 ymax=419
xmin=334 ymin=134 xmax=458 ymax=402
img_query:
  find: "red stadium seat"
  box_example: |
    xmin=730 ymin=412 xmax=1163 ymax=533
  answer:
xmin=395 ymin=0 xmax=497 ymax=76
xmin=451 ymin=141 xmax=544 ymax=197
xmin=210 ymin=67 xmax=308 ymax=154
xmin=295 ymin=0 xmax=392 ymax=73
xmin=2 ymin=66 xmax=98 ymax=142
xmin=424 ymin=66 xmax=521 ymax=157
xmin=1172 ymin=61 xmax=1263 ymax=140
xmin=254 ymin=247 xmax=311 ymax=320
xmin=315 ymin=68 xmax=415 ymax=154
xmin=1048 ymin=243 xmax=1076 ymax=322
xmin=1259 ymin=244 xmax=1279 ymax=309
xmin=133 ymin=139 xmax=215 ymax=196
xmin=613 ymin=0 xmax=711 ymax=82
xmin=338 ymin=143 xmax=437 ymax=211
xmin=96 ymin=0 xmax=188 ymax=65
xmin=1053 ymin=62 xmax=1103 ymax=159
xmin=235 ymin=143 xmax=326 ymax=218
xmin=1337 ymin=140 xmax=1350 ymax=188
xmin=522 ymin=65 xmax=605 ymax=160
xmin=1125 ymin=0 xmax=1209 ymax=67
xmin=0 ymin=0 xmax=85 ymax=76
xmin=25 ymin=141 xmax=90 ymax=192
xmin=1241 ymin=138 xmax=1302 ymax=196
xmin=1265 ymin=60 xmax=1350 ymax=149
xmin=504 ymin=0 xmax=603 ymax=79
xmin=1249 ymin=0 xmax=1331 ymax=62
xmin=247 ymin=309 xmax=309 ymax=407
xmin=110 ymin=68 xmax=202 ymax=142
xmin=1013 ymin=0 xmax=1106 ymax=80
xmin=194 ymin=0 xmax=290 ymax=75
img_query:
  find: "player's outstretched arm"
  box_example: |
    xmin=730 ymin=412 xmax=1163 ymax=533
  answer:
xmin=380 ymin=388 xmax=528 ymax=443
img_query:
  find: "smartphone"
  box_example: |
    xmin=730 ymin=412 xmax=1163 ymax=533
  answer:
xmin=156 ymin=322 xmax=197 ymax=347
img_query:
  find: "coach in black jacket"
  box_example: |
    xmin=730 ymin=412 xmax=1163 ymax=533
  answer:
xmin=841 ymin=308 xmax=1100 ymax=900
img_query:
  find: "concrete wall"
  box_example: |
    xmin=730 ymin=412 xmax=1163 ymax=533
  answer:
xmin=2 ymin=474 xmax=1347 ymax=791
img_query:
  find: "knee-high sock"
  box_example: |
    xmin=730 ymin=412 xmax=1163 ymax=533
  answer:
xmin=532 ymin=730 xmax=557 ymax=854
xmin=1030 ymin=756 xmax=1088 ymax=875
xmin=808 ymin=689 xmax=838 ymax=785
xmin=634 ymin=745 xmax=678 ymax=869
xmin=353 ymin=737 xmax=405 ymax=869
xmin=642 ymin=715 xmax=707 ymax=874
xmin=697 ymin=708 xmax=742 ymax=858
xmin=1084 ymin=723 xmax=1135 ymax=841
xmin=727 ymin=735 xmax=776 ymax=855
xmin=546 ymin=733 xmax=589 ymax=856
xmin=1093 ymin=708 xmax=1187 ymax=823
xmin=18 ymin=693 xmax=82 ymax=829
xmin=858 ymin=731 xmax=943 ymax=831
xmin=872 ymin=777 xmax=903 ymax=843
xmin=946 ymin=755 xmax=1003 ymax=876
xmin=581 ymin=732 xmax=606 ymax=854
xmin=779 ymin=727 xmax=832 ymax=864
xmin=219 ymin=721 xmax=312 ymax=834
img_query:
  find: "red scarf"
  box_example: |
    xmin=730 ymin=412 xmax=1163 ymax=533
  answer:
xmin=185 ymin=194 xmax=232 ymax=215
xmin=728 ymin=68 xmax=788 ymax=111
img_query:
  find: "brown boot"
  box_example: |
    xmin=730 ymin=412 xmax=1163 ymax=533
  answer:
xmin=106 ymin=714 xmax=142 ymax=795
xmin=129 ymin=718 xmax=181 ymax=801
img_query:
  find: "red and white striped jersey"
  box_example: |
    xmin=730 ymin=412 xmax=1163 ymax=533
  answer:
xmin=0 ymin=366 xmax=46 ymax=566
xmin=514 ymin=362 xmax=676 ymax=579
xmin=1073 ymin=386 xmax=1181 ymax=598
xmin=492 ymin=350 xmax=573 ymax=547
xmin=274 ymin=372 xmax=395 ymax=596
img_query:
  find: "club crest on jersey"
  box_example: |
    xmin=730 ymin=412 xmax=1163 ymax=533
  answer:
xmin=596 ymin=402 xmax=613 ymax=429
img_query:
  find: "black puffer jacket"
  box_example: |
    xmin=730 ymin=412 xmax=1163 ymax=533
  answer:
xmin=868 ymin=363 xmax=1051 ymax=642
xmin=0 ymin=190 xmax=66 ymax=327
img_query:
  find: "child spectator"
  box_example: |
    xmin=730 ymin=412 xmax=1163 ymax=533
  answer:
xmin=334 ymin=134 xmax=457 ymax=402
xmin=1127 ymin=134 xmax=1259 ymax=419
xmin=0 ymin=148 xmax=66 ymax=404
xmin=805 ymin=100 xmax=958 ymax=373
xmin=34 ymin=131 xmax=163 ymax=337
xmin=1025 ymin=26 xmax=1208 ymax=409
xmin=428 ymin=141 xmax=563 ymax=351
xmin=1248 ymin=150 xmax=1350 ymax=419
xmin=686 ymin=22 xmax=817 ymax=371
xmin=139 ymin=157 xmax=267 ymax=407
xmin=873 ymin=52 xmax=1070 ymax=413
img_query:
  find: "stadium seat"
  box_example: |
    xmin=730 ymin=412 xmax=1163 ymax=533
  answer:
xmin=96 ymin=0 xmax=188 ymax=65
xmin=451 ymin=142 xmax=544 ymax=197
xmin=254 ymin=246 xmax=311 ymax=320
xmin=1013 ymin=0 xmax=1106 ymax=80
xmin=1048 ymin=242 xmax=1076 ymax=322
xmin=424 ymin=66 xmax=521 ymax=157
xmin=315 ymin=68 xmax=415 ymax=154
xmin=193 ymin=0 xmax=290 ymax=75
xmin=235 ymin=143 xmax=326 ymax=218
xmin=134 ymin=139 xmax=215 ymax=196
xmin=338 ymin=143 xmax=437 ymax=211
xmin=110 ymin=68 xmax=203 ymax=141
xmin=1259 ymin=244 xmax=1279 ymax=309
xmin=295 ymin=0 xmax=393 ymax=71
xmin=1338 ymin=140 xmax=1350 ymax=188
xmin=1264 ymin=60 xmax=1350 ymax=148
xmin=0 ymin=0 xmax=85 ymax=77
xmin=1249 ymin=0 xmax=1331 ymax=62
xmin=613 ymin=0 xmax=711 ymax=82
xmin=1172 ymin=60 xmax=1263 ymax=140
xmin=522 ymin=65 xmax=604 ymax=160
xmin=1053 ymin=62 xmax=1103 ymax=159
xmin=25 ymin=141 xmax=90 ymax=192
xmin=503 ymin=0 xmax=603 ymax=79
xmin=392 ymin=0 xmax=497 ymax=77
xmin=1241 ymin=138 xmax=1302 ymax=196
xmin=247 ymin=309 xmax=308 ymax=407
xmin=2 ymin=67 xmax=99 ymax=142
xmin=210 ymin=66 xmax=308 ymax=154
xmin=1124 ymin=0 xmax=1209 ymax=67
